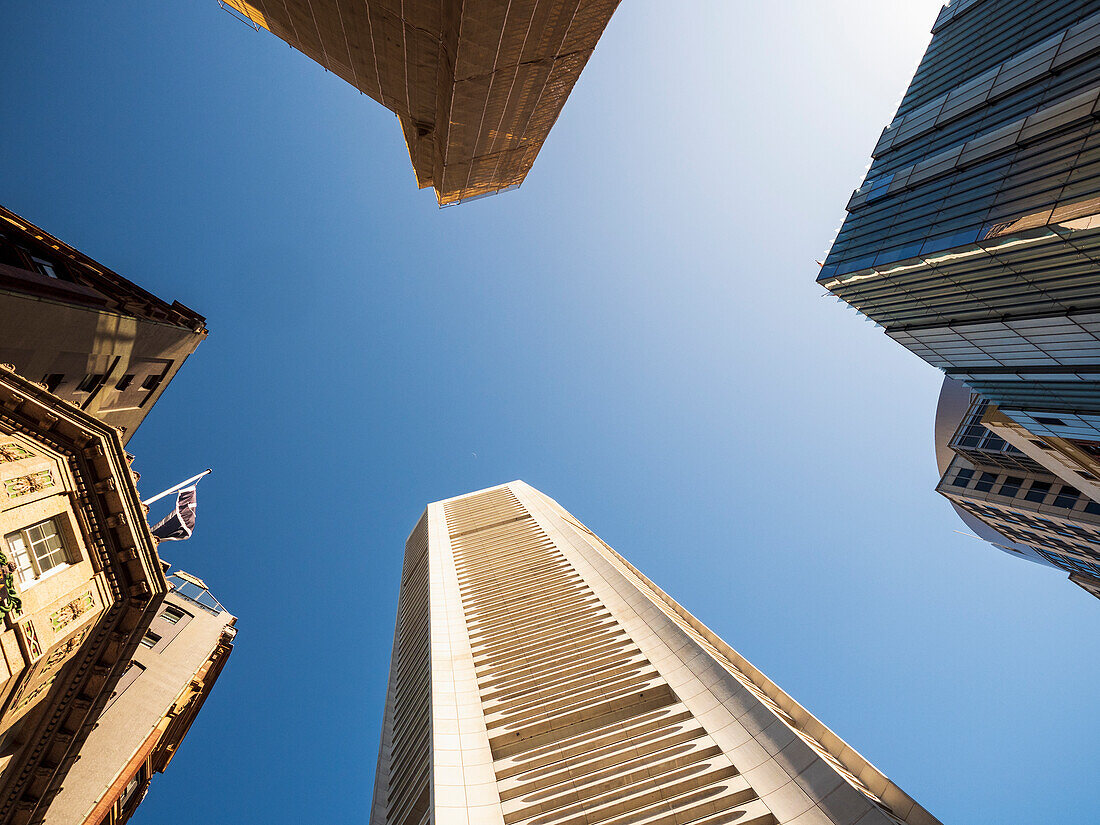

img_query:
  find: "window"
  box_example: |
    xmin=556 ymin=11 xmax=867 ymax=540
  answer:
xmin=5 ymin=519 xmax=70 ymax=584
xmin=140 ymin=374 xmax=162 ymax=391
xmin=30 ymin=257 xmax=62 ymax=280
xmin=115 ymin=374 xmax=134 ymax=391
xmin=0 ymin=234 xmax=25 ymax=269
xmin=975 ymin=471 xmax=998 ymax=492
xmin=1053 ymin=486 xmax=1081 ymax=509
xmin=1033 ymin=416 xmax=1066 ymax=427
xmin=139 ymin=631 xmax=161 ymax=649
xmin=998 ymin=476 xmax=1024 ymax=497
xmin=76 ymin=374 xmax=105 ymax=393
xmin=162 ymin=604 xmax=188 ymax=625
xmin=120 ymin=767 xmax=146 ymax=807
xmin=1074 ymin=440 xmax=1100 ymax=459
xmin=951 ymin=468 xmax=974 ymax=488
xmin=1086 ymin=500 xmax=1100 ymax=517
xmin=1030 ymin=439 xmax=1054 ymax=451
xmin=41 ymin=374 xmax=63 ymax=393
xmin=1024 ymin=481 xmax=1051 ymax=503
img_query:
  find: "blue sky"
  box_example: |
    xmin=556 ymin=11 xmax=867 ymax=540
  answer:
xmin=3 ymin=2 xmax=1098 ymax=822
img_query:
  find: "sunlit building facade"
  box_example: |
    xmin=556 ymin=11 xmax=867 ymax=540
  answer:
xmin=371 ymin=481 xmax=942 ymax=825
xmin=218 ymin=0 xmax=621 ymax=205
xmin=819 ymin=2 xmax=1100 ymax=444
xmin=0 ymin=205 xmax=206 ymax=443
xmin=43 ymin=572 xmax=236 ymax=825
xmin=935 ymin=377 xmax=1100 ymax=600
xmin=0 ymin=366 xmax=166 ymax=824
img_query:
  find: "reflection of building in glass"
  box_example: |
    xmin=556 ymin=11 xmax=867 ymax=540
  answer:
xmin=936 ymin=378 xmax=1100 ymax=600
xmin=0 ymin=366 xmax=167 ymax=824
xmin=44 ymin=572 xmax=236 ymax=825
xmin=218 ymin=0 xmax=621 ymax=205
xmin=371 ymin=481 xmax=943 ymax=825
xmin=819 ymin=4 xmax=1100 ymax=447
xmin=0 ymin=204 xmax=206 ymax=443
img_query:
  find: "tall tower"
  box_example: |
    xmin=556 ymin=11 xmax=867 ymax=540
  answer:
xmin=371 ymin=482 xmax=941 ymax=825
xmin=818 ymin=3 xmax=1100 ymax=446
xmin=218 ymin=0 xmax=621 ymax=205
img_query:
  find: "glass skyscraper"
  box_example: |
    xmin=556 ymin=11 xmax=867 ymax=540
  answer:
xmin=820 ymin=1 xmax=1100 ymax=444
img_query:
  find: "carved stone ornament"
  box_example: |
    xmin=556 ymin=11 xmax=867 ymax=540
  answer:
xmin=4 ymin=470 xmax=55 ymax=498
xmin=48 ymin=591 xmax=95 ymax=633
xmin=0 ymin=443 xmax=33 ymax=463
xmin=19 ymin=619 xmax=43 ymax=661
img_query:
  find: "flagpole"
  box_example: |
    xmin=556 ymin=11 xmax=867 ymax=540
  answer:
xmin=142 ymin=469 xmax=212 ymax=506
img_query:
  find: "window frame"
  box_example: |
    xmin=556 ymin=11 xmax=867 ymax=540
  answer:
xmin=4 ymin=517 xmax=74 ymax=587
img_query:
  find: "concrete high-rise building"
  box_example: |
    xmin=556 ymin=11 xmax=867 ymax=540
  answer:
xmin=218 ymin=0 xmax=621 ymax=205
xmin=371 ymin=482 xmax=942 ymax=825
xmin=43 ymin=571 xmax=236 ymax=825
xmin=935 ymin=377 xmax=1100 ymax=600
xmin=0 ymin=204 xmax=206 ymax=443
xmin=818 ymin=3 xmax=1100 ymax=445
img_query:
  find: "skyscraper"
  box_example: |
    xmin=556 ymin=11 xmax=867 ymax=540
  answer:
xmin=371 ymin=482 xmax=941 ymax=825
xmin=819 ymin=3 xmax=1100 ymax=446
xmin=0 ymin=204 xmax=206 ymax=443
xmin=218 ymin=0 xmax=621 ymax=205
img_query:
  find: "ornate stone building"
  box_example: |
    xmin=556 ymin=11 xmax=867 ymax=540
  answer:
xmin=0 ymin=204 xmax=206 ymax=442
xmin=42 ymin=571 xmax=236 ymax=824
xmin=371 ymin=482 xmax=942 ymax=825
xmin=219 ymin=0 xmax=622 ymax=205
xmin=0 ymin=366 xmax=167 ymax=823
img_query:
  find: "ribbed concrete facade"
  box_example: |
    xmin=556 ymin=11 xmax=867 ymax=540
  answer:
xmin=370 ymin=482 xmax=941 ymax=825
xmin=219 ymin=0 xmax=620 ymax=205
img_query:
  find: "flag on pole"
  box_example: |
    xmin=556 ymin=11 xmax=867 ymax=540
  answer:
xmin=152 ymin=485 xmax=199 ymax=542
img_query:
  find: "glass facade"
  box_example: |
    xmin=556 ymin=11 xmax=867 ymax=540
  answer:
xmin=822 ymin=2 xmax=1100 ymax=417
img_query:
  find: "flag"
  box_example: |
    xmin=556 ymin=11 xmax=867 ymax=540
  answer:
xmin=152 ymin=485 xmax=199 ymax=542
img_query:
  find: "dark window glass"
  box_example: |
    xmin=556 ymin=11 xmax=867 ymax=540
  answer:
xmin=951 ymin=468 xmax=974 ymax=488
xmin=981 ymin=434 xmax=1008 ymax=451
xmin=1034 ymin=416 xmax=1066 ymax=427
xmin=998 ymin=476 xmax=1024 ymax=497
xmin=1053 ymin=487 xmax=1081 ymax=509
xmin=1030 ymin=439 xmax=1054 ymax=451
xmin=0 ymin=235 xmax=25 ymax=269
xmin=41 ymin=374 xmax=63 ymax=393
xmin=141 ymin=374 xmax=162 ymax=391
xmin=975 ymin=472 xmax=998 ymax=492
xmin=115 ymin=374 xmax=134 ymax=391
xmin=1085 ymin=500 xmax=1100 ymax=516
xmin=30 ymin=257 xmax=61 ymax=280
xmin=1024 ymin=481 xmax=1052 ymax=503
xmin=76 ymin=374 xmax=105 ymax=393
xmin=162 ymin=604 xmax=188 ymax=625
xmin=139 ymin=631 xmax=160 ymax=649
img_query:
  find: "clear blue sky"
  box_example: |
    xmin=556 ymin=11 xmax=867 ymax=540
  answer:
xmin=3 ymin=2 xmax=1097 ymax=822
